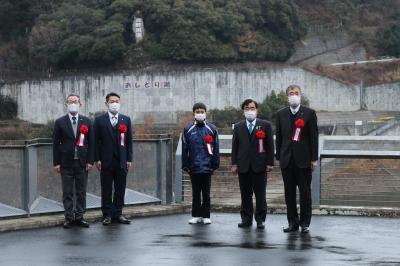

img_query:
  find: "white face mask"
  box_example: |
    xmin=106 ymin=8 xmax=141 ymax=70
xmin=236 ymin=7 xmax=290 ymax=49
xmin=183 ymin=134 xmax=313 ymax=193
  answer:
xmin=108 ymin=102 xmax=120 ymax=113
xmin=194 ymin=113 xmax=206 ymax=122
xmin=67 ymin=103 xmax=79 ymax=114
xmin=288 ymin=95 xmax=301 ymax=107
xmin=244 ymin=110 xmax=257 ymax=121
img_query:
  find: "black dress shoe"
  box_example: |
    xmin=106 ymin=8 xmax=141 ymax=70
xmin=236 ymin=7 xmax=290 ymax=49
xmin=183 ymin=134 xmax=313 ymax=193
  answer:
xmin=301 ymin=226 xmax=310 ymax=233
xmin=283 ymin=225 xmax=299 ymax=233
xmin=63 ymin=220 xmax=73 ymax=229
xmin=256 ymin=222 xmax=265 ymax=230
xmin=102 ymin=216 xmax=112 ymax=226
xmin=116 ymin=215 xmax=131 ymax=224
xmin=76 ymin=219 xmax=90 ymax=228
xmin=238 ymin=221 xmax=252 ymax=228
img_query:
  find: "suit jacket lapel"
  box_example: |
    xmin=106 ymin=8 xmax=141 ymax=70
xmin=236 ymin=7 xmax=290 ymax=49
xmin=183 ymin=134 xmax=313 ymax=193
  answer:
xmin=76 ymin=116 xmax=84 ymax=141
xmin=296 ymin=105 xmax=305 ymax=120
xmin=240 ymin=121 xmax=250 ymax=145
xmin=283 ymin=107 xmax=293 ymax=137
xmin=118 ymin=114 xmax=124 ymax=126
xmin=64 ymin=115 xmax=75 ymax=139
xmin=250 ymin=119 xmax=262 ymax=143
xmin=104 ymin=113 xmax=115 ymax=140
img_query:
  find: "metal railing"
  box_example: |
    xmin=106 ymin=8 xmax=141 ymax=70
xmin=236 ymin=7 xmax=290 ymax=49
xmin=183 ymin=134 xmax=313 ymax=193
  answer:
xmin=0 ymin=136 xmax=173 ymax=218
xmin=175 ymin=135 xmax=400 ymax=209
xmin=316 ymin=136 xmax=400 ymax=207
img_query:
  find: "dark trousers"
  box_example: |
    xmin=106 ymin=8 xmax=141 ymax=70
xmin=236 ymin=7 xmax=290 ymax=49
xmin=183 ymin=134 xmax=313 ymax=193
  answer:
xmin=281 ymin=156 xmax=312 ymax=227
xmin=100 ymin=158 xmax=127 ymax=218
xmin=190 ymin=173 xmax=211 ymax=218
xmin=238 ymin=169 xmax=267 ymax=223
xmin=60 ymin=160 xmax=88 ymax=221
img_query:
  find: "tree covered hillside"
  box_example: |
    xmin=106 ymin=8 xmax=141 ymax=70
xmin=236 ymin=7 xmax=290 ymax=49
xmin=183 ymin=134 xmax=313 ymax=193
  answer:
xmin=0 ymin=0 xmax=399 ymax=72
xmin=0 ymin=0 xmax=306 ymax=69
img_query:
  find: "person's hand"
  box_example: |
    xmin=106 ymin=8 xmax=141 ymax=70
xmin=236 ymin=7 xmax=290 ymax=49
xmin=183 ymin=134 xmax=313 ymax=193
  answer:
xmin=54 ymin=165 xmax=61 ymax=173
xmin=266 ymin=165 xmax=274 ymax=172
xmin=96 ymin=161 xmax=101 ymax=171
xmin=311 ymin=161 xmax=317 ymax=172
xmin=231 ymin=164 xmax=238 ymax=174
xmin=86 ymin=163 xmax=93 ymax=171
xmin=127 ymin=162 xmax=132 ymax=171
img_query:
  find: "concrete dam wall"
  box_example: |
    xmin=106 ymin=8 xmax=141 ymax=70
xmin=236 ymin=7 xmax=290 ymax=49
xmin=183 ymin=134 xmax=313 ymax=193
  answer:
xmin=0 ymin=66 xmax=398 ymax=124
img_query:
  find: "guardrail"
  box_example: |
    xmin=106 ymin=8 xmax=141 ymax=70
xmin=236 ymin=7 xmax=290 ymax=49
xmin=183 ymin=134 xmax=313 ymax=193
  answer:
xmin=0 ymin=136 xmax=173 ymax=218
xmin=175 ymin=135 xmax=400 ymax=209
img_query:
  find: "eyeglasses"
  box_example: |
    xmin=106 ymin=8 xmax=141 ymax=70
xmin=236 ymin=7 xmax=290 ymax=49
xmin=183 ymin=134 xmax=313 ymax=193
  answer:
xmin=66 ymin=100 xmax=79 ymax=104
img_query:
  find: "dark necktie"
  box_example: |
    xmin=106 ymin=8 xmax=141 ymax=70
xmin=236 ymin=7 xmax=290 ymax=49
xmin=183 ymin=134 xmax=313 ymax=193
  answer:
xmin=248 ymin=123 xmax=254 ymax=134
xmin=112 ymin=116 xmax=117 ymax=127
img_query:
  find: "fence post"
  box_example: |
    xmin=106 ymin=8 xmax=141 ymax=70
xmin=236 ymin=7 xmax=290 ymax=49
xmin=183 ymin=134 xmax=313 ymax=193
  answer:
xmin=312 ymin=159 xmax=321 ymax=208
xmin=22 ymin=143 xmax=38 ymax=215
xmin=174 ymin=134 xmax=183 ymax=203
xmin=165 ymin=138 xmax=173 ymax=203
xmin=312 ymin=138 xmax=323 ymax=208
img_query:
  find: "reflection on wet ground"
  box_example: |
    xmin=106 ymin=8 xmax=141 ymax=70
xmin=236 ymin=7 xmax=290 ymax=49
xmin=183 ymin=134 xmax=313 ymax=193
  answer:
xmin=0 ymin=213 xmax=399 ymax=265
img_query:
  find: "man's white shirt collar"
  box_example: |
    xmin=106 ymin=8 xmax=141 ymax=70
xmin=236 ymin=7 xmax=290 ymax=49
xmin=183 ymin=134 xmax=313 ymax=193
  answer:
xmin=68 ymin=113 xmax=79 ymax=123
xmin=246 ymin=118 xmax=256 ymax=127
xmin=108 ymin=111 xmax=118 ymax=120
xmin=290 ymin=105 xmax=301 ymax=115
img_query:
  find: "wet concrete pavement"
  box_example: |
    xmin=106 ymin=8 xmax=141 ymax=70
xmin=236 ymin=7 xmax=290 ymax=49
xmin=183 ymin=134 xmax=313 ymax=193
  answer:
xmin=0 ymin=213 xmax=399 ymax=266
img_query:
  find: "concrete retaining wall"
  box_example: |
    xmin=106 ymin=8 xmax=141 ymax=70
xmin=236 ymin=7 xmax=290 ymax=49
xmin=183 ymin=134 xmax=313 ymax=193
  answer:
xmin=0 ymin=67 xmax=398 ymax=124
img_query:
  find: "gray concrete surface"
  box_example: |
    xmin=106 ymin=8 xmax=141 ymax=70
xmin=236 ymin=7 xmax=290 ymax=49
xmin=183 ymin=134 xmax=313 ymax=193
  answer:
xmin=4 ymin=67 xmax=399 ymax=125
xmin=0 ymin=213 xmax=399 ymax=266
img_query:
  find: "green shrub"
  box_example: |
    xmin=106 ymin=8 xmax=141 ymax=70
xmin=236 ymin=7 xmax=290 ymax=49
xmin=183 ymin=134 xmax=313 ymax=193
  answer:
xmin=37 ymin=120 xmax=55 ymax=138
xmin=0 ymin=94 xmax=18 ymax=119
xmin=208 ymin=107 xmax=243 ymax=128
xmin=377 ymin=23 xmax=400 ymax=57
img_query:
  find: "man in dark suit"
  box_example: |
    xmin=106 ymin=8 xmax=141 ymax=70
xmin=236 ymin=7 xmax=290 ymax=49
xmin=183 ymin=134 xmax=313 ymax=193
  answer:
xmin=94 ymin=92 xmax=133 ymax=225
xmin=53 ymin=94 xmax=94 ymax=229
xmin=231 ymin=99 xmax=274 ymax=230
xmin=275 ymin=85 xmax=319 ymax=233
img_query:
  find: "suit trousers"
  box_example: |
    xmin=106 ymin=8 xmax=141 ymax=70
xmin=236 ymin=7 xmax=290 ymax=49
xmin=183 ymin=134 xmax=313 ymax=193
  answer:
xmin=281 ymin=155 xmax=312 ymax=227
xmin=238 ymin=169 xmax=267 ymax=223
xmin=190 ymin=173 xmax=211 ymax=218
xmin=60 ymin=160 xmax=88 ymax=221
xmin=100 ymin=158 xmax=127 ymax=218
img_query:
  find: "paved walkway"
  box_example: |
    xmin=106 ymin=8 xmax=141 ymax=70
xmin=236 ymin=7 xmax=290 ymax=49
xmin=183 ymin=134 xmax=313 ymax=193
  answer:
xmin=0 ymin=213 xmax=399 ymax=265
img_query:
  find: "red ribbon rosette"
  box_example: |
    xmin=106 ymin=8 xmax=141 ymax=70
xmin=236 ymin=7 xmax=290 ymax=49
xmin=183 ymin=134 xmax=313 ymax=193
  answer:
xmin=255 ymin=130 xmax=266 ymax=153
xmin=80 ymin=125 xmax=89 ymax=134
xmin=204 ymin=135 xmax=214 ymax=155
xmin=77 ymin=125 xmax=89 ymax=146
xmin=292 ymin=119 xmax=305 ymax=142
xmin=255 ymin=130 xmax=265 ymax=139
xmin=119 ymin=124 xmax=127 ymax=146
xmin=295 ymin=119 xmax=305 ymax=128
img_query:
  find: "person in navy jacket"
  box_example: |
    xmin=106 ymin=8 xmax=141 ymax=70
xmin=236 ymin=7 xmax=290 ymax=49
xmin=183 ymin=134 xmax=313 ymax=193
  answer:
xmin=182 ymin=103 xmax=220 ymax=224
xmin=94 ymin=92 xmax=133 ymax=225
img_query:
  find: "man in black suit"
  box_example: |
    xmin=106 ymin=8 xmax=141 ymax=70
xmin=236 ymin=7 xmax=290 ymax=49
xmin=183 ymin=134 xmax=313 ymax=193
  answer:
xmin=275 ymin=85 xmax=319 ymax=233
xmin=53 ymin=94 xmax=94 ymax=229
xmin=94 ymin=92 xmax=133 ymax=225
xmin=231 ymin=99 xmax=274 ymax=230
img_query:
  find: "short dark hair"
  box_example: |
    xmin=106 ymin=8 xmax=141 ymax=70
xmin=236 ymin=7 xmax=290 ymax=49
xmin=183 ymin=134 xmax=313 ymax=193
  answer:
xmin=286 ymin=85 xmax=302 ymax=95
xmin=192 ymin=102 xmax=207 ymax=112
xmin=66 ymin=93 xmax=80 ymax=101
xmin=105 ymin=92 xmax=120 ymax=102
xmin=241 ymin=99 xmax=258 ymax=110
